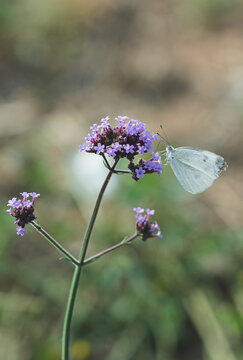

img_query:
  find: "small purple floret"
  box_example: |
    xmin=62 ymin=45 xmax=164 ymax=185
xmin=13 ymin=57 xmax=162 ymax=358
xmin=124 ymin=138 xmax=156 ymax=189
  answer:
xmin=90 ymin=124 xmax=99 ymax=131
xmin=94 ymin=143 xmax=105 ymax=154
xmin=112 ymin=142 xmax=122 ymax=152
xmin=135 ymin=167 xmax=145 ymax=178
xmin=79 ymin=144 xmax=87 ymax=152
xmin=123 ymin=144 xmax=135 ymax=154
xmin=137 ymin=145 xmax=146 ymax=155
xmin=30 ymin=192 xmax=40 ymax=199
xmin=20 ymin=192 xmax=29 ymax=200
xmin=133 ymin=207 xmax=144 ymax=214
xmin=146 ymin=209 xmax=155 ymax=216
xmin=106 ymin=147 xmax=117 ymax=157
xmin=17 ymin=227 xmax=25 ymax=236
xmin=6 ymin=192 xmax=39 ymax=236
xmin=133 ymin=208 xmax=162 ymax=241
xmin=7 ymin=198 xmax=19 ymax=208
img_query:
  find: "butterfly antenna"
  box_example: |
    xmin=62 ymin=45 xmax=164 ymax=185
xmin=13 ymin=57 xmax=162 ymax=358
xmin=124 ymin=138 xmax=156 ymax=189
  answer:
xmin=157 ymin=133 xmax=169 ymax=149
xmin=156 ymin=124 xmax=170 ymax=158
xmin=160 ymin=124 xmax=170 ymax=144
xmin=156 ymin=132 xmax=165 ymax=145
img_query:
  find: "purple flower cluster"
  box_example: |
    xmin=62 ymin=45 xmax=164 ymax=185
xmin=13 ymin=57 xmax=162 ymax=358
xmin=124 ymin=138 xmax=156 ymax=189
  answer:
xmin=6 ymin=192 xmax=40 ymax=236
xmin=133 ymin=207 xmax=162 ymax=241
xmin=79 ymin=116 xmax=163 ymax=180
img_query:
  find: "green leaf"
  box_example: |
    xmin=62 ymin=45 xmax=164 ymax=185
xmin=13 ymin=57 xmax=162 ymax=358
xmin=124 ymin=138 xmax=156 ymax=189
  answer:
xmin=59 ymin=257 xmax=72 ymax=262
xmin=103 ymin=160 xmax=109 ymax=169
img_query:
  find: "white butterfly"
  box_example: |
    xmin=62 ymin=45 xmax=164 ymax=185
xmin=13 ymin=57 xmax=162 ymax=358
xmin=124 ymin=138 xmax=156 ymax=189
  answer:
xmin=165 ymin=145 xmax=228 ymax=194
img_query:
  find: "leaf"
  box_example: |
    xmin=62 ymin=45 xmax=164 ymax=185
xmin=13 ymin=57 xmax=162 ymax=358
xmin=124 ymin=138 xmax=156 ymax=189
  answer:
xmin=103 ymin=160 xmax=109 ymax=169
xmin=59 ymin=257 xmax=73 ymax=262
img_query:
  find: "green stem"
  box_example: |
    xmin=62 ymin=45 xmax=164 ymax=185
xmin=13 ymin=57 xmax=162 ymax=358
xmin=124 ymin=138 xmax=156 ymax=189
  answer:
xmin=62 ymin=159 xmax=119 ymax=360
xmin=31 ymin=221 xmax=79 ymax=266
xmin=83 ymin=233 xmax=139 ymax=266
xmin=101 ymin=154 xmax=131 ymax=175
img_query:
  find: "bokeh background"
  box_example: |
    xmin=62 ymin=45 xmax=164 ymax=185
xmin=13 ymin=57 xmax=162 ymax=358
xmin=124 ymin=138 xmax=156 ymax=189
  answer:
xmin=1 ymin=0 xmax=243 ymax=359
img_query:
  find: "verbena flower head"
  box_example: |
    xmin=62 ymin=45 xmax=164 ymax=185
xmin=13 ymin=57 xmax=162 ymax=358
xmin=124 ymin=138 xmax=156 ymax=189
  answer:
xmin=133 ymin=207 xmax=162 ymax=241
xmin=79 ymin=116 xmax=163 ymax=181
xmin=7 ymin=192 xmax=40 ymax=236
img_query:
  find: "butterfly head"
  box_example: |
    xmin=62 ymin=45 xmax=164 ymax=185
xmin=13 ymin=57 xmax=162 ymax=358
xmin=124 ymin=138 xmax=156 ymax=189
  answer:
xmin=165 ymin=145 xmax=175 ymax=162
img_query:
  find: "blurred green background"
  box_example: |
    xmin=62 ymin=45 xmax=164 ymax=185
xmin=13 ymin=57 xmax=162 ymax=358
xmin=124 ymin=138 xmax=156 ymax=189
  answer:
xmin=1 ymin=0 xmax=243 ymax=359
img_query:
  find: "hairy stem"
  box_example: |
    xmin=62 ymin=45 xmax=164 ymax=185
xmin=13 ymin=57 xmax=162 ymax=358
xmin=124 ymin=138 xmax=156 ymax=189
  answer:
xmin=62 ymin=158 xmax=119 ymax=360
xmin=31 ymin=221 xmax=79 ymax=266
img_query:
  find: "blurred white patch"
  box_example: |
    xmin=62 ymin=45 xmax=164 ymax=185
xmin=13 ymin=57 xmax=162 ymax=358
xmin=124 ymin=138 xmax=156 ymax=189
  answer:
xmin=66 ymin=152 xmax=119 ymax=203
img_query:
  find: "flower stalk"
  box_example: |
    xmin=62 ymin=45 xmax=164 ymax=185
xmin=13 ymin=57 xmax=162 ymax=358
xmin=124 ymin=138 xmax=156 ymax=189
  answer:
xmin=31 ymin=221 xmax=80 ymax=266
xmin=83 ymin=233 xmax=139 ymax=266
xmin=62 ymin=158 xmax=119 ymax=360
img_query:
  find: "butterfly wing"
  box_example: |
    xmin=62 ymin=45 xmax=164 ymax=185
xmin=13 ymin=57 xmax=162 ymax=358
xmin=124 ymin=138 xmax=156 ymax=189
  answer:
xmin=168 ymin=147 xmax=227 ymax=194
xmin=169 ymin=159 xmax=215 ymax=194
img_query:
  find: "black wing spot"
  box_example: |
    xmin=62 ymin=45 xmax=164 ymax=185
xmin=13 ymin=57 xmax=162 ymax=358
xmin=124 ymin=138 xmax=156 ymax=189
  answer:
xmin=216 ymin=157 xmax=227 ymax=172
xmin=203 ymin=155 xmax=208 ymax=162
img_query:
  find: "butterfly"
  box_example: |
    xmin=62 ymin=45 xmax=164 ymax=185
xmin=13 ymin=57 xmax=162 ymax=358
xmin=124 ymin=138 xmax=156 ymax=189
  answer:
xmin=165 ymin=145 xmax=228 ymax=194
